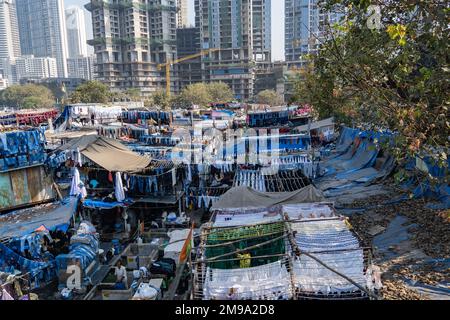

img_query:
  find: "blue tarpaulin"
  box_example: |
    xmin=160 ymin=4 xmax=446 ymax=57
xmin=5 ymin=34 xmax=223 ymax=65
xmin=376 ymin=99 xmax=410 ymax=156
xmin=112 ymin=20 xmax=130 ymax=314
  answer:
xmin=410 ymin=157 xmax=449 ymax=209
xmin=0 ymin=242 xmax=56 ymax=287
xmin=0 ymin=197 xmax=78 ymax=239
xmin=82 ymin=198 xmax=134 ymax=209
xmin=319 ymin=127 xmax=394 ymax=181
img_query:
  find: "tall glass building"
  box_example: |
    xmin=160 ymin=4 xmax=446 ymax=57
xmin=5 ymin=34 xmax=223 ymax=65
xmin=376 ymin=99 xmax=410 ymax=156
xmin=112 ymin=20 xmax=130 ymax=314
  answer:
xmin=195 ymin=0 xmax=272 ymax=101
xmin=15 ymin=0 xmax=69 ymax=77
xmin=285 ymin=0 xmax=344 ymax=68
xmin=65 ymin=6 xmax=88 ymax=58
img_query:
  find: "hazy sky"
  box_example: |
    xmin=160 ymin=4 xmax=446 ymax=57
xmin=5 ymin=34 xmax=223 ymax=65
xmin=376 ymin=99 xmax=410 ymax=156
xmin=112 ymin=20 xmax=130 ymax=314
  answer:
xmin=66 ymin=0 xmax=285 ymax=61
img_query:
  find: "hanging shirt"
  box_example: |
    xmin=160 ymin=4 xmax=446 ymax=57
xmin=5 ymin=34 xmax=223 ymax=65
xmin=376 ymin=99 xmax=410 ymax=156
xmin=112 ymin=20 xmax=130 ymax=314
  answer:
xmin=171 ymin=169 xmax=176 ymax=186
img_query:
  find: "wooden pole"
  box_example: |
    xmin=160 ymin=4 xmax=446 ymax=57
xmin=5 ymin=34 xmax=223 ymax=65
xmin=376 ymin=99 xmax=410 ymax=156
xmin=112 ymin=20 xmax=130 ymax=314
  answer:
xmin=53 ymin=182 xmax=63 ymax=201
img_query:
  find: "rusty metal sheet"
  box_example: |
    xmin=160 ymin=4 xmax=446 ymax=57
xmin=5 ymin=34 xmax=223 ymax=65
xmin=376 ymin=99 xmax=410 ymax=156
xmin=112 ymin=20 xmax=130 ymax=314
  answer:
xmin=0 ymin=166 xmax=55 ymax=211
xmin=10 ymin=169 xmax=31 ymax=205
xmin=25 ymin=166 xmax=54 ymax=203
xmin=0 ymin=173 xmax=13 ymax=208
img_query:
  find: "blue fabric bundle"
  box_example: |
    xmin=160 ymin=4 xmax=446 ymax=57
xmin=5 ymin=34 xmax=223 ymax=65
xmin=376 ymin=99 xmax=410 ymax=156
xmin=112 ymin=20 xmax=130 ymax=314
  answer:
xmin=55 ymin=234 xmax=98 ymax=272
xmin=0 ymin=242 xmax=55 ymax=287
xmin=0 ymin=129 xmax=46 ymax=170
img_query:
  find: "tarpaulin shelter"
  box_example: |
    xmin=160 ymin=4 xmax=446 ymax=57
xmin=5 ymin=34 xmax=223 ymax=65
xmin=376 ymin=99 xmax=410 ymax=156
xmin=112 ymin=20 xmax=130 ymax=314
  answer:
xmin=296 ymin=117 xmax=335 ymax=132
xmin=211 ymin=185 xmax=325 ymax=210
xmin=0 ymin=197 xmax=78 ymax=240
xmin=56 ymin=135 xmax=151 ymax=172
xmin=317 ymin=127 xmax=396 ymax=196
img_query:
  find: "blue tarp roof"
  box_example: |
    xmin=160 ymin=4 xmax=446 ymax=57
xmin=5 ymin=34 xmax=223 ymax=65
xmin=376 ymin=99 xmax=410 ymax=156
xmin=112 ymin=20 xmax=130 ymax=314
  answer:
xmin=0 ymin=197 xmax=78 ymax=239
xmin=82 ymin=198 xmax=134 ymax=209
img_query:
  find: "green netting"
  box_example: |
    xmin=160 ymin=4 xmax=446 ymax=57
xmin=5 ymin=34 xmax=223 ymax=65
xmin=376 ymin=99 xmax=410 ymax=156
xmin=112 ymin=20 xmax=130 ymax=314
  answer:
xmin=204 ymin=223 xmax=286 ymax=269
xmin=206 ymin=223 xmax=285 ymax=242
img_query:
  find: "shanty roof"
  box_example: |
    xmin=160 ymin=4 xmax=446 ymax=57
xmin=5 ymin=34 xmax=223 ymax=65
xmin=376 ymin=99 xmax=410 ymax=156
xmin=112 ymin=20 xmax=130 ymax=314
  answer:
xmin=0 ymin=197 xmax=78 ymax=239
xmin=211 ymin=185 xmax=326 ymax=210
xmin=45 ymin=129 xmax=98 ymax=140
xmin=296 ymin=117 xmax=335 ymax=132
xmin=57 ymin=135 xmax=151 ymax=172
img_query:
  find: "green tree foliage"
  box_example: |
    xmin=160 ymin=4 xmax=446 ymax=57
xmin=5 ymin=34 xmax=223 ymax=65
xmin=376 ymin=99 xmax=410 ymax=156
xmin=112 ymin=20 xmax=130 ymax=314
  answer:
xmin=125 ymin=88 xmax=142 ymax=99
xmin=178 ymin=82 xmax=234 ymax=107
xmin=151 ymin=89 xmax=170 ymax=109
xmin=206 ymin=82 xmax=234 ymax=103
xmin=256 ymin=89 xmax=284 ymax=106
xmin=293 ymin=0 xmax=449 ymax=169
xmin=110 ymin=88 xmax=144 ymax=103
xmin=0 ymin=84 xmax=55 ymax=109
xmin=179 ymin=83 xmax=211 ymax=107
xmin=69 ymin=81 xmax=111 ymax=104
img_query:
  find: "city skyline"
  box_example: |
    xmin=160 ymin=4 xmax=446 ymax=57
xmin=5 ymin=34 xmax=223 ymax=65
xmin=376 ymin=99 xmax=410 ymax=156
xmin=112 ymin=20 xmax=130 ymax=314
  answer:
xmin=65 ymin=0 xmax=285 ymax=61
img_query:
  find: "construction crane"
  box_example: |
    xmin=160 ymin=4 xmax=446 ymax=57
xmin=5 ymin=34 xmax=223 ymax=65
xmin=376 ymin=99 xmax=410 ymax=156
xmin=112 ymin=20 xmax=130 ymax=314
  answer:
xmin=157 ymin=48 xmax=220 ymax=100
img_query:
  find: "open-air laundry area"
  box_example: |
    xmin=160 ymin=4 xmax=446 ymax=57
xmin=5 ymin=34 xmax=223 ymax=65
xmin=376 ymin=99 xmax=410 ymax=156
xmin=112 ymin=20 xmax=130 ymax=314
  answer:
xmin=0 ymin=101 xmax=448 ymax=301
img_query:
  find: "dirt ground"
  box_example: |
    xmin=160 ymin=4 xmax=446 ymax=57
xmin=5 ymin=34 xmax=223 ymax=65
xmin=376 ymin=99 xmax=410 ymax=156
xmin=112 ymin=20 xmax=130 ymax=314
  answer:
xmin=343 ymin=180 xmax=450 ymax=300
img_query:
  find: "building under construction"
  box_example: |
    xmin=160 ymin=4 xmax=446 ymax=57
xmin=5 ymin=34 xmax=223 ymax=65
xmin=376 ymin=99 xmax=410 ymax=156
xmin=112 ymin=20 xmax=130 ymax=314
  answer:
xmin=85 ymin=0 xmax=178 ymax=95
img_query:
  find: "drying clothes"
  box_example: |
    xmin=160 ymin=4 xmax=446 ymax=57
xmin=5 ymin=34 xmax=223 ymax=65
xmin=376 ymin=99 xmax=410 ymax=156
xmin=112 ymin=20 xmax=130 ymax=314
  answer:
xmin=0 ymin=243 xmax=55 ymax=289
xmin=74 ymin=148 xmax=83 ymax=167
xmin=147 ymin=176 xmax=158 ymax=193
xmin=202 ymin=261 xmax=292 ymax=300
xmin=114 ymin=172 xmax=126 ymax=202
xmin=234 ymin=170 xmax=266 ymax=192
xmin=282 ymin=204 xmax=334 ymax=219
xmin=171 ymin=169 xmax=176 ymax=186
xmin=128 ymin=175 xmax=160 ymax=195
xmin=0 ymin=134 xmax=7 ymax=153
xmin=97 ymin=126 xmax=131 ymax=139
xmin=15 ymin=110 xmax=57 ymax=126
xmin=212 ymin=163 xmax=234 ymax=173
xmin=71 ymin=106 xmax=89 ymax=116
xmin=0 ymin=129 xmax=46 ymax=169
xmin=140 ymin=135 xmax=180 ymax=146
xmin=213 ymin=210 xmax=281 ymax=228
xmin=186 ymin=165 xmax=192 ymax=182
xmin=122 ymin=111 xmax=172 ymax=124
xmin=88 ymin=106 xmax=122 ymax=122
xmin=186 ymin=195 xmax=219 ymax=210
xmin=70 ymin=167 xmax=87 ymax=199
xmin=291 ymin=219 xmax=367 ymax=295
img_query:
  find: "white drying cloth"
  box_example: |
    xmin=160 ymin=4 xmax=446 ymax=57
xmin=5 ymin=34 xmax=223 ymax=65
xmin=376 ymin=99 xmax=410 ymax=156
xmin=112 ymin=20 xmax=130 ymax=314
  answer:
xmin=114 ymin=172 xmax=126 ymax=202
xmin=70 ymin=167 xmax=87 ymax=198
xmin=292 ymin=219 xmax=367 ymax=295
xmin=213 ymin=211 xmax=281 ymax=227
xmin=293 ymin=251 xmax=366 ymax=294
xmin=74 ymin=147 xmax=82 ymax=167
xmin=282 ymin=203 xmax=334 ymax=220
xmin=203 ymin=261 xmax=292 ymax=300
